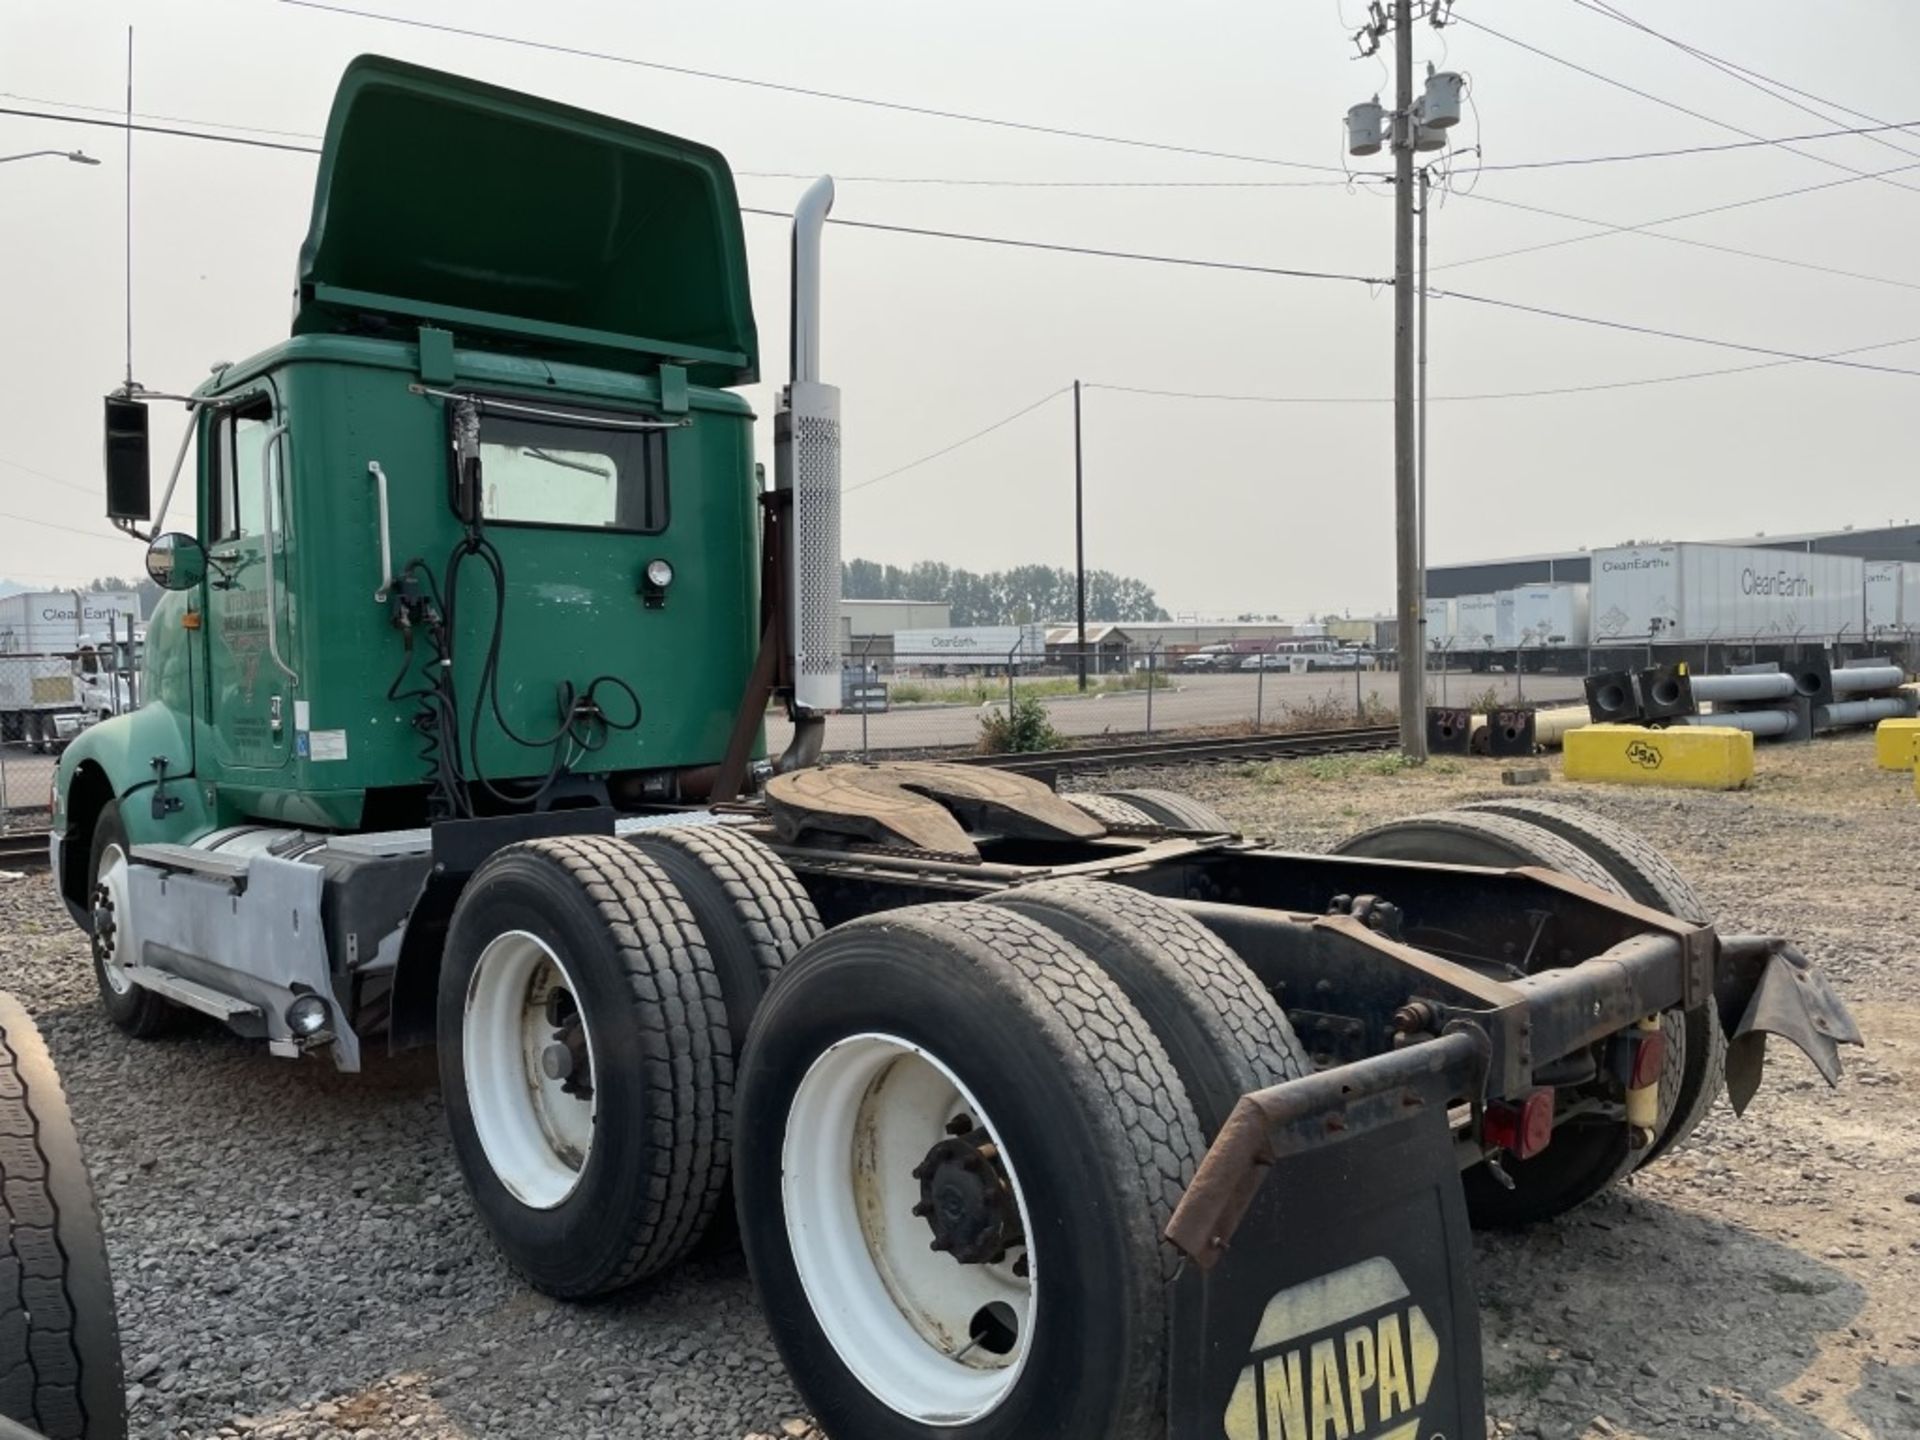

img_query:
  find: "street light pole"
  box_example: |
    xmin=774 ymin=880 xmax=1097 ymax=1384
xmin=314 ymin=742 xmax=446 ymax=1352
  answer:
xmin=0 ymin=150 xmax=100 ymax=166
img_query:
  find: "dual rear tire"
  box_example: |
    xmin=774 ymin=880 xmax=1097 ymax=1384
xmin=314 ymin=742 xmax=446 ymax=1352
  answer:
xmin=437 ymin=827 xmax=824 ymax=1299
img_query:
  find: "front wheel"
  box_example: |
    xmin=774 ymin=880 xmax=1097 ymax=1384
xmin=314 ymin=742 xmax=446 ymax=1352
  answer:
xmin=85 ymin=802 xmax=175 ymax=1039
xmin=736 ymin=903 xmax=1204 ymax=1440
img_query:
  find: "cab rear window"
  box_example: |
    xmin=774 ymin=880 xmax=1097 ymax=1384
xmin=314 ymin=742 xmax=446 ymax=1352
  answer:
xmin=472 ymin=409 xmax=669 ymax=534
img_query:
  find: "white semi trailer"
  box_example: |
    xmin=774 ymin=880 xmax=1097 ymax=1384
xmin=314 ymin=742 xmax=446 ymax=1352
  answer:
xmin=1590 ymin=544 xmax=1865 ymax=645
xmin=0 ymin=590 xmax=142 ymax=751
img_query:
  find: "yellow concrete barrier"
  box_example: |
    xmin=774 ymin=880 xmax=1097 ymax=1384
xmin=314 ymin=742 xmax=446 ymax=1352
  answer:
xmin=1874 ymin=717 xmax=1920 ymax=770
xmin=1564 ymin=724 xmax=1754 ymax=790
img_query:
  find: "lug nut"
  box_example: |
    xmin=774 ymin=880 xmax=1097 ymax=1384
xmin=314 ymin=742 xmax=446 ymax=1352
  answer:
xmin=945 ymin=1115 xmax=972 ymax=1136
xmin=911 ymin=1201 xmax=932 ymax=1218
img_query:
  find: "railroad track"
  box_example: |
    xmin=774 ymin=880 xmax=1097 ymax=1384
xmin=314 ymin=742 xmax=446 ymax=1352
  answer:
xmin=963 ymin=724 xmax=1399 ymax=776
xmin=0 ymin=830 xmax=50 ymax=869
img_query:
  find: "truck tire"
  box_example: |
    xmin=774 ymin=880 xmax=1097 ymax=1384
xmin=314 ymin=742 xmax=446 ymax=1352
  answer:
xmin=1063 ymin=793 xmax=1153 ymax=828
xmin=1332 ymin=809 xmax=1680 ymax=1227
xmin=0 ymin=992 xmax=127 ymax=1440
xmin=1456 ymin=799 xmax=1726 ymax=1167
xmin=438 ymin=835 xmax=732 ymax=1298
xmin=736 ymin=903 xmax=1204 ymax=1440
xmin=85 ymin=803 xmax=176 ymax=1039
xmin=986 ymin=878 xmax=1307 ymax=1136
xmin=1100 ymin=788 xmax=1233 ymax=833
xmin=628 ymin=825 xmax=822 ymax=1053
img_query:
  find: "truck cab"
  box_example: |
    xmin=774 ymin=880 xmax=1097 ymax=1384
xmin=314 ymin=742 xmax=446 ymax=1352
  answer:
xmin=56 ymin=57 xmax=768 ymax=917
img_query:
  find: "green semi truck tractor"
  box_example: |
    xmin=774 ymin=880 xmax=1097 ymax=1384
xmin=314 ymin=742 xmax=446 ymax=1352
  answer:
xmin=45 ymin=56 xmax=1859 ymax=1440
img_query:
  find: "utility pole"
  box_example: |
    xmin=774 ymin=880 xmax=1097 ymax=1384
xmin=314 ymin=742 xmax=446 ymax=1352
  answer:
xmin=1417 ymin=164 xmax=1430 ymax=694
xmin=1391 ymin=1 xmax=1425 ymax=759
xmin=1074 ymin=378 xmax=1088 ymax=692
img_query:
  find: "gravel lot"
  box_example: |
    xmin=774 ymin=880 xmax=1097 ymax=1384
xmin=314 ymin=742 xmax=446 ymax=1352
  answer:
xmin=1 ymin=733 xmax=1914 ymax=1439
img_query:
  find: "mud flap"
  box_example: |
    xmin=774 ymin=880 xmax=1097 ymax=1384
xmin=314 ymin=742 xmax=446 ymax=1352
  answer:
xmin=1168 ymin=1103 xmax=1483 ymax=1440
xmin=1719 ymin=939 xmax=1863 ymax=1115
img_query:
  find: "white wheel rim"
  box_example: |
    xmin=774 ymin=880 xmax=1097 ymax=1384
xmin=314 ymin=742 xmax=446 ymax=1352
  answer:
xmin=94 ymin=842 xmax=133 ymax=996
xmin=783 ymin=1033 xmax=1036 ymax=1425
xmin=463 ymin=930 xmax=598 ymax=1210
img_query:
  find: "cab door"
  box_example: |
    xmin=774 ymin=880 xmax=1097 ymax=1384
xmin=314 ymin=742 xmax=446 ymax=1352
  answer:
xmin=201 ymin=389 xmax=295 ymax=771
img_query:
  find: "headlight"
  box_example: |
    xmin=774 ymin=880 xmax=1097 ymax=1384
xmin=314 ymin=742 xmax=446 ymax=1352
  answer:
xmin=286 ymin=994 xmax=332 ymax=1037
xmin=645 ymin=558 xmax=674 ymax=589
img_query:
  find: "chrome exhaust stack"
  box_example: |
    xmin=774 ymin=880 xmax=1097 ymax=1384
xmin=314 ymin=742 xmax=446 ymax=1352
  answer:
xmin=775 ymin=176 xmax=840 ymax=763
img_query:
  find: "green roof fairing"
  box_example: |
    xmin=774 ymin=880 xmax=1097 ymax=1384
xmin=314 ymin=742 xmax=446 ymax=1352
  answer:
xmin=295 ymin=56 xmax=759 ymax=387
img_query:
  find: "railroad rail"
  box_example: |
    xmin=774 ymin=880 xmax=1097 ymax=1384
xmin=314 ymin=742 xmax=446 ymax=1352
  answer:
xmin=963 ymin=724 xmax=1399 ymax=776
xmin=0 ymin=830 xmax=50 ymax=869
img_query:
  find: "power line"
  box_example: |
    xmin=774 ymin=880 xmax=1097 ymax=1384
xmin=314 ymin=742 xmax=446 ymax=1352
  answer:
xmin=1452 ymin=12 xmax=1920 ymax=197
xmin=0 ymin=456 xmax=98 ymax=497
xmin=0 ymin=110 xmax=1391 ymax=287
xmin=0 ymin=90 xmax=326 ymax=141
xmin=1447 ymin=189 xmax=1920 ymax=294
xmin=1434 ymin=156 xmax=1920 ymax=275
xmin=1569 ymin=0 xmax=1920 ymax=168
xmin=12 ymin=108 xmax=1917 ymax=388
xmin=15 ymin=100 xmax=1917 ymax=298
xmin=0 ymin=105 xmax=320 ymax=155
xmin=1086 ymin=332 xmax=1920 ymax=404
xmin=277 ymin=0 xmax=1362 ymax=179
xmin=1434 ymin=291 xmax=1920 ymax=379
xmin=736 ymin=206 xmax=1388 ymax=286
xmin=16 ymin=86 xmax=1919 ymax=182
xmin=1474 ymin=119 xmax=1920 ymax=173
xmin=0 ymin=510 xmax=126 ymax=543
xmin=845 ymin=388 xmax=1071 ymax=494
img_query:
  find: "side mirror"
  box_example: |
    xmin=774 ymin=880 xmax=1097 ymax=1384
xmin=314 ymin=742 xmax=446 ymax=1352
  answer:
xmin=145 ymin=532 xmax=206 ymax=592
xmin=104 ymin=395 xmax=152 ymax=522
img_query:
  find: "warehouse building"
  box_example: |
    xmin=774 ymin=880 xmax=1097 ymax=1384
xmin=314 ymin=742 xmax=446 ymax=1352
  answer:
xmin=1428 ymin=523 xmax=1920 ymax=600
xmin=840 ymin=599 xmax=953 ymax=663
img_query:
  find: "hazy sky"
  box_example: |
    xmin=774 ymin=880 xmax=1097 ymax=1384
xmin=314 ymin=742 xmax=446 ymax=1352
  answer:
xmin=2 ymin=0 xmax=1916 ymax=618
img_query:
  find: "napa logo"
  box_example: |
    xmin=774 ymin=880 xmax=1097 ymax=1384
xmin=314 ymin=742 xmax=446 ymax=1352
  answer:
xmin=1223 ymin=1257 xmax=1440 ymax=1440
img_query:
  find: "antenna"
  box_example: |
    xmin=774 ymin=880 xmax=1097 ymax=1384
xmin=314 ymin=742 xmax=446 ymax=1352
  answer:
xmin=123 ymin=25 xmax=135 ymax=392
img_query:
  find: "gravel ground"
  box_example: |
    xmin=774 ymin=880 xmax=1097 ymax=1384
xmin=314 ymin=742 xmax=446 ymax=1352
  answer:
xmin=0 ymin=733 xmax=1913 ymax=1439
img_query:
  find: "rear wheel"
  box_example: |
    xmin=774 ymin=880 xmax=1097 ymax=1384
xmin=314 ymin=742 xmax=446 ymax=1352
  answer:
xmin=1333 ymin=809 xmax=1682 ymax=1227
xmin=627 ymin=824 xmax=822 ymax=1052
xmin=1457 ymin=798 xmax=1725 ymax=1165
xmin=438 ymin=835 xmax=732 ymax=1298
xmin=0 ymin=991 xmax=127 ymax=1440
xmin=85 ymin=801 xmax=175 ymax=1039
xmin=1100 ymin=788 xmax=1233 ymax=833
xmin=986 ymin=878 xmax=1307 ymax=1136
xmin=736 ymin=903 xmax=1203 ymax=1440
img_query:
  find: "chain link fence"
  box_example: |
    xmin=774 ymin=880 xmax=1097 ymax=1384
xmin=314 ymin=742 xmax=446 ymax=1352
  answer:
xmin=789 ymin=644 xmax=1585 ymax=761
xmin=0 ymin=637 xmax=141 ymax=834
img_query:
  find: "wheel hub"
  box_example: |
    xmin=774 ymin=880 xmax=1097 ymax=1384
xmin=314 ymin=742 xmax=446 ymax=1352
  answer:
xmin=91 ymin=885 xmax=117 ymax=962
xmin=543 ymin=990 xmax=593 ymax=1100
xmin=911 ymin=1122 xmax=1026 ymax=1265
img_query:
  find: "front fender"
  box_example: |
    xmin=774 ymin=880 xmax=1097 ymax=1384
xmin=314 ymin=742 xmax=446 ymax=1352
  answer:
xmin=55 ymin=702 xmax=213 ymax=847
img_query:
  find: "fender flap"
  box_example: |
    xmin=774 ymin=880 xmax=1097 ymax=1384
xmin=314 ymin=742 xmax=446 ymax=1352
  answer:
xmin=1717 ymin=936 xmax=1863 ymax=1115
xmin=1166 ymin=1032 xmax=1486 ymax=1440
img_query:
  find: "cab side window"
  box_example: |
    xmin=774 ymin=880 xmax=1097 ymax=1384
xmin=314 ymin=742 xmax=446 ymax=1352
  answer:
xmin=208 ymin=398 xmax=279 ymax=540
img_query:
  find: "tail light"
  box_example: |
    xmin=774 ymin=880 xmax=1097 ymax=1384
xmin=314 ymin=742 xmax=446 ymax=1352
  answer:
xmin=1483 ymin=1088 xmax=1554 ymax=1159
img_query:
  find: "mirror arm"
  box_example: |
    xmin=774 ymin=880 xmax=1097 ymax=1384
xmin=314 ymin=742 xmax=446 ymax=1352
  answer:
xmin=146 ymin=402 xmax=202 ymax=538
